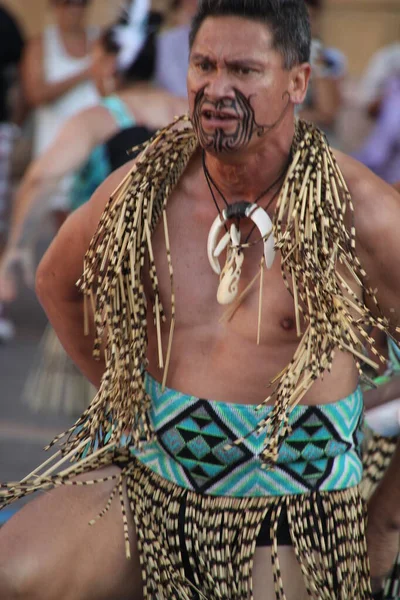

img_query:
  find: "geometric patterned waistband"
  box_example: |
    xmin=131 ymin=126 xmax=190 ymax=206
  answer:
xmin=130 ymin=374 xmax=365 ymax=497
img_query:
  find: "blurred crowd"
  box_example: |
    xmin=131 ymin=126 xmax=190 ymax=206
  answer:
xmin=0 ymin=0 xmax=195 ymax=333
xmin=0 ymin=0 xmax=399 ymax=428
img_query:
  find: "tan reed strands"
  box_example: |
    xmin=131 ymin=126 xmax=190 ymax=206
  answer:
xmin=126 ymin=462 xmax=372 ymax=599
xmin=0 ymin=443 xmax=378 ymax=598
xmin=22 ymin=117 xmax=392 ymax=467
xmin=55 ymin=117 xmax=198 ymax=458
xmin=246 ymin=120 xmax=392 ymax=464
xmin=257 ymin=257 xmax=264 ymax=345
xmin=1 ymin=117 xmax=398 ymax=597
xmin=162 ymin=208 xmax=176 ymax=390
xmin=360 ymin=430 xmax=398 ymax=500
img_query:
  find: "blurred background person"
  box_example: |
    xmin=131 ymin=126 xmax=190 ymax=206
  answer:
xmin=155 ymin=0 xmax=198 ymax=97
xmin=21 ymin=0 xmax=99 ymax=227
xmin=0 ymin=0 xmax=187 ymax=415
xmin=353 ymin=36 xmax=400 ymax=186
xmin=354 ymin=76 xmax=400 ymax=184
xmin=0 ymin=0 xmax=187 ymax=298
xmin=359 ymin=35 xmax=400 ymax=120
xmin=298 ymin=0 xmax=347 ymax=146
xmin=0 ymin=2 xmax=24 ymax=342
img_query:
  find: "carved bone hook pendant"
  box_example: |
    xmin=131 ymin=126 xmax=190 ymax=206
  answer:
xmin=216 ymin=225 xmax=244 ymax=305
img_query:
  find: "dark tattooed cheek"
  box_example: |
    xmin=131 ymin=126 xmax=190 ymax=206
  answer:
xmin=192 ymin=87 xmax=254 ymax=153
xmin=191 ymin=87 xmax=290 ymax=154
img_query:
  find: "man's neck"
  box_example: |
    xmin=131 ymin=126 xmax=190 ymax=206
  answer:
xmin=203 ymin=120 xmax=295 ymax=203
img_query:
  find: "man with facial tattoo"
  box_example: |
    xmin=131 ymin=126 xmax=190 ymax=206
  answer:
xmin=1 ymin=1 xmax=400 ymax=599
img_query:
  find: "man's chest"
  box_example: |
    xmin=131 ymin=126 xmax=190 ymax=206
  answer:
xmin=144 ymin=202 xmax=299 ymax=341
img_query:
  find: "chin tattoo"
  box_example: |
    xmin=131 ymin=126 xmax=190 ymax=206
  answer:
xmin=191 ymin=87 xmax=290 ymax=153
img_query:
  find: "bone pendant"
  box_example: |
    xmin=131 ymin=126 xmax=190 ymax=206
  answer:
xmin=217 ymin=245 xmax=244 ymax=305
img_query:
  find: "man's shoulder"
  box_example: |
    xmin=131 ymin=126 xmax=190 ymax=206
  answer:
xmin=333 ymin=149 xmax=383 ymax=199
xmin=333 ymin=149 xmax=400 ymax=241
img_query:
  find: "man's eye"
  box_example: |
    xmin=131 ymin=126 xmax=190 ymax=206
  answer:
xmin=234 ymin=66 xmax=252 ymax=75
xmin=198 ymin=62 xmax=212 ymax=72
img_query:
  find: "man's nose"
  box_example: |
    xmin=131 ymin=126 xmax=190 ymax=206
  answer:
xmin=204 ymin=69 xmax=235 ymax=102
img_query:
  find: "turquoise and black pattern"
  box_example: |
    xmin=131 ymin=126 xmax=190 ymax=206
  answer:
xmin=130 ymin=374 xmax=364 ymax=497
xmin=388 ymin=337 xmax=400 ymax=374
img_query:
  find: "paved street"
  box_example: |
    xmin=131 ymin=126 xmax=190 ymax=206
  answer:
xmin=0 ymin=254 xmax=75 ymax=522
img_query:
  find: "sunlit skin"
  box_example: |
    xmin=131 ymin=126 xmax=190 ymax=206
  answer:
xmin=187 ymin=16 xmax=310 ymax=203
xmin=2 ymin=13 xmax=400 ymax=600
xmin=52 ymin=0 xmax=91 ymax=32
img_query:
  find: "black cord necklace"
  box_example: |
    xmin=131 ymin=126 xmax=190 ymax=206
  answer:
xmin=202 ymin=149 xmax=290 ymax=243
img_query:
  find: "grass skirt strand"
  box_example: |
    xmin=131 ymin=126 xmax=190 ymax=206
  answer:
xmin=1 ymin=118 xmax=400 ymax=597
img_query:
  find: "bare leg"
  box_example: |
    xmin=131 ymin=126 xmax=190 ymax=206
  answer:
xmin=0 ymin=466 xmax=143 ymax=600
xmin=252 ymin=547 xmax=309 ymax=600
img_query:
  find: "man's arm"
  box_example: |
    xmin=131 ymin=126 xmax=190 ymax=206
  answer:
xmin=336 ymin=155 xmax=400 ymax=336
xmin=337 ymin=154 xmax=400 ymax=589
xmin=362 ymin=182 xmax=400 ymax=411
xmin=35 ymin=161 xmax=135 ymax=388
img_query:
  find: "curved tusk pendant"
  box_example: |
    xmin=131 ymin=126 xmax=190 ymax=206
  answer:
xmin=207 ymin=202 xmax=276 ymax=274
xmin=207 ymin=214 xmax=225 ymax=274
xmin=207 ymin=201 xmax=276 ymax=305
xmin=245 ymin=204 xmax=275 ymax=268
xmin=213 ymin=230 xmax=231 ymax=259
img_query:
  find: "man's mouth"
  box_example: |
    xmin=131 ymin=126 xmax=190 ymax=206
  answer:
xmin=201 ymin=109 xmax=238 ymax=121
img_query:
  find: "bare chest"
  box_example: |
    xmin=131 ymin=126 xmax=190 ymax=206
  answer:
xmin=145 ymin=190 xmax=298 ymax=343
xmin=140 ymin=173 xmax=361 ymax=404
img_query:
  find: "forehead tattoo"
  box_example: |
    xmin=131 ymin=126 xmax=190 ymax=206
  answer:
xmin=192 ymin=87 xmax=290 ymax=153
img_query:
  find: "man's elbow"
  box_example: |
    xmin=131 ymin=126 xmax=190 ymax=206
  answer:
xmin=35 ymin=251 xmax=65 ymax=311
xmin=35 ymin=249 xmax=84 ymax=317
xmin=35 ymin=256 xmax=54 ymax=309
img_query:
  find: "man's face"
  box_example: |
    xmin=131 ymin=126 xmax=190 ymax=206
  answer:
xmin=188 ymin=16 xmax=295 ymax=156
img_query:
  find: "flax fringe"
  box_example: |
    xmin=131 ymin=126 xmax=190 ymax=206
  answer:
xmin=360 ymin=429 xmax=398 ymax=500
xmin=1 ymin=113 xmax=399 ymax=596
xmin=61 ymin=117 xmax=395 ymax=466
xmin=0 ymin=450 xmax=373 ymax=600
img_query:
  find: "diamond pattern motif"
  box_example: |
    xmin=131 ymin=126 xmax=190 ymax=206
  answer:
xmin=136 ymin=378 xmax=365 ymax=496
xmin=158 ymin=400 xmax=252 ymax=492
xmin=279 ymin=407 xmax=353 ymax=490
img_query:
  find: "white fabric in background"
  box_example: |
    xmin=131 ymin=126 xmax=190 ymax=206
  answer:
xmin=365 ymin=399 xmax=400 ymax=437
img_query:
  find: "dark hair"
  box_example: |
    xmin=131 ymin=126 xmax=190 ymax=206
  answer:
xmin=305 ymin=0 xmax=322 ymax=9
xmin=101 ymin=11 xmax=163 ymax=82
xmin=189 ymin=0 xmax=311 ymax=69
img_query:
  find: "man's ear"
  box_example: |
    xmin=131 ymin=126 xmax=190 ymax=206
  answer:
xmin=289 ymin=63 xmax=311 ymax=105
